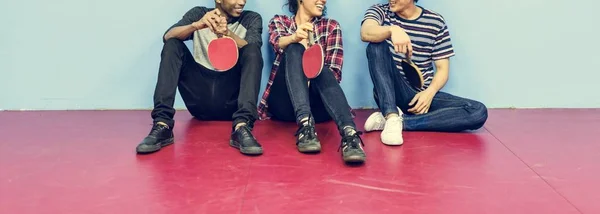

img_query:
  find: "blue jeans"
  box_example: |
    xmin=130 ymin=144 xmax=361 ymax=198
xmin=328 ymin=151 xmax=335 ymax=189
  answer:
xmin=267 ymin=43 xmax=356 ymax=134
xmin=366 ymin=42 xmax=488 ymax=132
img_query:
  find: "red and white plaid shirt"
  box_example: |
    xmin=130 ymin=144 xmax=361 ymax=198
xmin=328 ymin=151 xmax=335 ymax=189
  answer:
xmin=257 ymin=15 xmax=344 ymax=120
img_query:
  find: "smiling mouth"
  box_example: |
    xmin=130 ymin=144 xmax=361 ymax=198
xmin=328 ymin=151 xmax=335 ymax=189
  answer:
xmin=316 ymin=5 xmax=324 ymax=10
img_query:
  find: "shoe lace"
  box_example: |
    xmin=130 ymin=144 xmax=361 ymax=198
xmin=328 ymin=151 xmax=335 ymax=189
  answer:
xmin=149 ymin=124 xmax=168 ymax=136
xmin=294 ymin=124 xmax=316 ymax=142
xmin=338 ymin=131 xmax=365 ymax=152
xmin=238 ymin=125 xmax=253 ymax=139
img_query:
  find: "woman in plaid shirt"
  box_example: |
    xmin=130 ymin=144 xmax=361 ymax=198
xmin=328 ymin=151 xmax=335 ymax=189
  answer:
xmin=257 ymin=0 xmax=366 ymax=164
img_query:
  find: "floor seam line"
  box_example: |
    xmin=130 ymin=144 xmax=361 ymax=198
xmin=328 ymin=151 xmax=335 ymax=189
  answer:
xmin=484 ymin=126 xmax=584 ymax=214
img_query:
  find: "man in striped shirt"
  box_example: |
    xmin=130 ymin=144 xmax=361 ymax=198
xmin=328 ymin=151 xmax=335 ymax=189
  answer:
xmin=361 ymin=0 xmax=488 ymax=145
xmin=258 ymin=0 xmax=366 ymax=164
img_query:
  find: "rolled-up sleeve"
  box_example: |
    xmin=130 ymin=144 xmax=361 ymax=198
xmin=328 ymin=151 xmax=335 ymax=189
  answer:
xmin=325 ymin=20 xmax=343 ymax=82
xmin=268 ymin=15 xmax=292 ymax=54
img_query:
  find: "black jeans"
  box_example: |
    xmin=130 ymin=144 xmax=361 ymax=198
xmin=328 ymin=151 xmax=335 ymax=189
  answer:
xmin=366 ymin=42 xmax=488 ymax=132
xmin=151 ymin=38 xmax=263 ymax=129
xmin=267 ymin=43 xmax=355 ymax=134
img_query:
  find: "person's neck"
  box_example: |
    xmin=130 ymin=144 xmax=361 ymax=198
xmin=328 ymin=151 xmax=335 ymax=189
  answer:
xmin=215 ymin=5 xmax=229 ymax=20
xmin=396 ymin=4 xmax=421 ymax=20
xmin=294 ymin=9 xmax=313 ymax=25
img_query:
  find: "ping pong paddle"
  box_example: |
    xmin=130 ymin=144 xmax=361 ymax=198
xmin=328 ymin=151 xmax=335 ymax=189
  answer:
xmin=302 ymin=30 xmax=324 ymax=79
xmin=401 ymin=54 xmax=424 ymax=89
xmin=207 ymin=33 xmax=238 ymax=72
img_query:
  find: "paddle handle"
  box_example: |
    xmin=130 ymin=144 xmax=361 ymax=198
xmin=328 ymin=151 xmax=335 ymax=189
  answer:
xmin=307 ymin=30 xmax=315 ymax=46
xmin=306 ymin=30 xmax=314 ymax=87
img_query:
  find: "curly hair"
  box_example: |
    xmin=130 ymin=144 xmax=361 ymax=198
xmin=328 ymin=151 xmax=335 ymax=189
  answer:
xmin=284 ymin=0 xmax=327 ymax=15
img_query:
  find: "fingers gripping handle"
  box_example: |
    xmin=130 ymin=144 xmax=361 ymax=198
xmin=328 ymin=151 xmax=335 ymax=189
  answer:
xmin=307 ymin=30 xmax=315 ymax=47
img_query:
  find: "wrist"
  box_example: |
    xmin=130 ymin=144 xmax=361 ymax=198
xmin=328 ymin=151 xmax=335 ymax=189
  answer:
xmin=192 ymin=22 xmax=203 ymax=30
xmin=388 ymin=26 xmax=397 ymax=34
xmin=425 ymin=87 xmax=439 ymax=94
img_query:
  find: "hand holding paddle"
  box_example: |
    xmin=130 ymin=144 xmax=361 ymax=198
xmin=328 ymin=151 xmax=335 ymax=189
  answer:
xmin=207 ymin=10 xmax=239 ymax=72
xmin=390 ymin=25 xmax=413 ymax=57
xmin=302 ymin=29 xmax=324 ymax=81
xmin=192 ymin=9 xmax=222 ymax=31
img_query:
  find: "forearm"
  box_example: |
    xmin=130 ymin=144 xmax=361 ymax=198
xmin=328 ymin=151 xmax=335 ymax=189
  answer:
xmin=164 ymin=24 xmax=199 ymax=41
xmin=277 ymin=34 xmax=299 ymax=49
xmin=360 ymin=25 xmax=392 ymax=43
xmin=226 ymin=30 xmax=248 ymax=48
xmin=427 ymin=68 xmax=449 ymax=92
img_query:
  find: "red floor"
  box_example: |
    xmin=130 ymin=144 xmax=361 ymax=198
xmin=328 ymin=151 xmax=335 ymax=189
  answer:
xmin=0 ymin=109 xmax=598 ymax=214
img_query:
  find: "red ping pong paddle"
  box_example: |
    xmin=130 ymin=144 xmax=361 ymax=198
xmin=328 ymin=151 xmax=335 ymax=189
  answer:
xmin=401 ymin=54 xmax=424 ymax=89
xmin=302 ymin=30 xmax=324 ymax=80
xmin=207 ymin=33 xmax=238 ymax=72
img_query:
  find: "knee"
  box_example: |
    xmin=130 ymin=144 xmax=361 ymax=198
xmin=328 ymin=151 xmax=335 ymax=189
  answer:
xmin=283 ymin=43 xmax=305 ymax=58
xmin=311 ymin=66 xmax=338 ymax=85
xmin=366 ymin=42 xmax=389 ymax=58
xmin=240 ymin=43 xmax=262 ymax=58
xmin=162 ymin=38 xmax=186 ymax=56
xmin=240 ymin=43 xmax=263 ymax=66
xmin=466 ymin=101 xmax=488 ymax=130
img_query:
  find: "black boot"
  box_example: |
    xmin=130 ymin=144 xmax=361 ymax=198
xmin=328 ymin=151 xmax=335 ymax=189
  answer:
xmin=230 ymin=125 xmax=263 ymax=155
xmin=295 ymin=116 xmax=321 ymax=153
xmin=136 ymin=123 xmax=174 ymax=154
xmin=339 ymin=127 xmax=366 ymax=163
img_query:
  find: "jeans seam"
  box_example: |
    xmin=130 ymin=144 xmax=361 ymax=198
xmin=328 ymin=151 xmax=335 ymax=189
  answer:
xmin=283 ymin=50 xmax=309 ymax=123
xmin=403 ymin=106 xmax=466 ymax=121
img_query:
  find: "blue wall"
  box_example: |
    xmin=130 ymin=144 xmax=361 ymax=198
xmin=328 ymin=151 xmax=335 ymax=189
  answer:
xmin=1 ymin=0 xmax=599 ymax=110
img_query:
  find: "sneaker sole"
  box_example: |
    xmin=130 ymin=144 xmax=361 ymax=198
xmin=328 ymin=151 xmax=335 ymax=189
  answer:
xmin=136 ymin=138 xmax=174 ymax=154
xmin=343 ymin=155 xmax=366 ymax=163
xmin=230 ymin=140 xmax=263 ymax=155
xmin=298 ymin=145 xmax=321 ymax=153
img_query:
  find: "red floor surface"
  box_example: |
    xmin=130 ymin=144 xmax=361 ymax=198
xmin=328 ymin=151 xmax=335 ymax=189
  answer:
xmin=0 ymin=109 xmax=597 ymax=214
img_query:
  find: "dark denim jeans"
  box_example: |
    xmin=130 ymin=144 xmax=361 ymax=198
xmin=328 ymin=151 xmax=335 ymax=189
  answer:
xmin=366 ymin=42 xmax=488 ymax=132
xmin=267 ymin=43 xmax=356 ymax=134
xmin=151 ymin=39 xmax=263 ymax=129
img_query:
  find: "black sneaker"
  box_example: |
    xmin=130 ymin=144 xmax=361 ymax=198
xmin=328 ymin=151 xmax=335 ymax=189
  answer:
xmin=230 ymin=125 xmax=263 ymax=155
xmin=338 ymin=128 xmax=366 ymax=163
xmin=136 ymin=123 xmax=174 ymax=154
xmin=295 ymin=117 xmax=321 ymax=153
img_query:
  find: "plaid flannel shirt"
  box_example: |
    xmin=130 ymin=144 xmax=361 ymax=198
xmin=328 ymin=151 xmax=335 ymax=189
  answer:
xmin=257 ymin=15 xmax=344 ymax=120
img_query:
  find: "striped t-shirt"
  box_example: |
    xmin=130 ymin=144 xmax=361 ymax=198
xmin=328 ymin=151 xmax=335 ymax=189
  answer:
xmin=362 ymin=4 xmax=455 ymax=90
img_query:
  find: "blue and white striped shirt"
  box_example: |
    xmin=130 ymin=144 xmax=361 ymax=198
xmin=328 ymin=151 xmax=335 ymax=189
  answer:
xmin=362 ymin=4 xmax=455 ymax=90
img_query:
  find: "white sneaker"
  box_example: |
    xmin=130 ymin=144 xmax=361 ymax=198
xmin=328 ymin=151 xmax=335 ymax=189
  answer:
xmin=381 ymin=116 xmax=404 ymax=146
xmin=364 ymin=112 xmax=386 ymax=132
xmin=364 ymin=109 xmax=405 ymax=146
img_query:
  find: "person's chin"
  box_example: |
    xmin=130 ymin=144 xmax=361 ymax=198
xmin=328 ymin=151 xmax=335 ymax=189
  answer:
xmin=230 ymin=9 xmax=243 ymax=16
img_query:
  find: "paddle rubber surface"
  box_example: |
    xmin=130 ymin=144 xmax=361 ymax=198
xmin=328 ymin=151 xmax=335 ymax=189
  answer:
xmin=207 ymin=37 xmax=238 ymax=71
xmin=302 ymin=45 xmax=324 ymax=79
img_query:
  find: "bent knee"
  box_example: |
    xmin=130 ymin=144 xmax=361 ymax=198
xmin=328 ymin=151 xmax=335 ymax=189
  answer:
xmin=284 ymin=43 xmax=305 ymax=57
xmin=162 ymin=38 xmax=186 ymax=55
xmin=467 ymin=101 xmax=488 ymax=129
xmin=240 ymin=43 xmax=263 ymax=63
xmin=366 ymin=42 xmax=389 ymax=57
xmin=241 ymin=43 xmax=262 ymax=55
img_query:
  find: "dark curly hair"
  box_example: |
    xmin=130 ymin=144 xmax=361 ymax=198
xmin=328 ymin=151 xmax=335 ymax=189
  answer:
xmin=284 ymin=0 xmax=327 ymax=15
